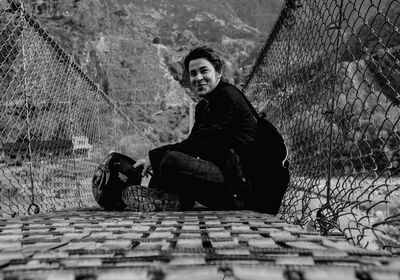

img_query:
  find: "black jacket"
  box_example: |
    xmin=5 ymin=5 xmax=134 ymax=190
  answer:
xmin=149 ymin=82 xmax=256 ymax=196
xmin=149 ymin=81 xmax=288 ymax=213
xmin=170 ymin=81 xmax=257 ymax=165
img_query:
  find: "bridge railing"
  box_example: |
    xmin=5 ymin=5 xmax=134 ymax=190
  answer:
xmin=0 ymin=0 xmax=153 ymax=217
xmin=245 ymin=0 xmax=400 ymax=252
xmin=2 ymin=0 xmax=399 ymax=253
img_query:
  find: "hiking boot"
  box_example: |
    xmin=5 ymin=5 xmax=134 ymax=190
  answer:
xmin=121 ymin=185 xmax=181 ymax=212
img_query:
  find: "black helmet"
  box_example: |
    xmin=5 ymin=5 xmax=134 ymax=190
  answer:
xmin=92 ymin=152 xmax=142 ymax=210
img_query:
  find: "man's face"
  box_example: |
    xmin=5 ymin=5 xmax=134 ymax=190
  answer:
xmin=189 ymin=58 xmax=221 ymax=97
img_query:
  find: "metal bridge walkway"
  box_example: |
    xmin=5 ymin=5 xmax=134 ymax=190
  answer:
xmin=1 ymin=1 xmax=400 ymax=278
xmin=0 ymin=209 xmax=399 ymax=280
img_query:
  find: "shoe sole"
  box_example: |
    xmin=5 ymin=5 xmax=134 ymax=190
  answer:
xmin=121 ymin=185 xmax=181 ymax=212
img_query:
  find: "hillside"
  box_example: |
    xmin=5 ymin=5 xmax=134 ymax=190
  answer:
xmin=21 ymin=0 xmax=283 ymax=145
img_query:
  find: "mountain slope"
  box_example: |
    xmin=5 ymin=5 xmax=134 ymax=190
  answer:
xmin=22 ymin=0 xmax=283 ymax=145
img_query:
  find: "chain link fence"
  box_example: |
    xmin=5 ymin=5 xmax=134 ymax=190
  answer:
xmin=245 ymin=0 xmax=400 ymax=252
xmin=0 ymin=0 xmax=154 ymax=218
xmin=2 ymin=0 xmax=400 ymax=254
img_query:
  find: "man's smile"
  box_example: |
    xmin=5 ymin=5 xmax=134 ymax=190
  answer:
xmin=189 ymin=58 xmax=221 ymax=97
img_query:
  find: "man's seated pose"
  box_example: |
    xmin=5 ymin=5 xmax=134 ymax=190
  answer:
xmin=122 ymin=46 xmax=289 ymax=214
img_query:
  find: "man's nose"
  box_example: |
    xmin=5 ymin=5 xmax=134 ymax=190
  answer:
xmin=194 ymin=73 xmax=203 ymax=81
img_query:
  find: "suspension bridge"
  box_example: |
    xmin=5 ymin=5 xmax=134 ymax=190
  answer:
xmin=1 ymin=0 xmax=400 ymax=278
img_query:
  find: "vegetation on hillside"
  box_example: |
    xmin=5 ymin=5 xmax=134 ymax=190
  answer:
xmin=12 ymin=0 xmax=283 ymax=147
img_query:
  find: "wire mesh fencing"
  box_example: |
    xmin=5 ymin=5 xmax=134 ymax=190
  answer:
xmin=245 ymin=0 xmax=400 ymax=252
xmin=0 ymin=0 xmax=154 ymax=218
xmin=2 ymin=0 xmax=399 ymax=254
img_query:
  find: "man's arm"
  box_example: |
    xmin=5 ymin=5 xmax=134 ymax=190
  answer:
xmin=169 ymin=90 xmax=237 ymax=157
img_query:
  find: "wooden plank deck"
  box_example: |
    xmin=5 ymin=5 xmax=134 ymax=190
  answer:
xmin=0 ymin=209 xmax=399 ymax=279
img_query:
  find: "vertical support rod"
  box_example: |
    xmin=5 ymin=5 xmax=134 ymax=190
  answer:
xmin=284 ymin=17 xmax=292 ymax=130
xmin=113 ymin=102 xmax=117 ymax=152
xmin=96 ymin=85 xmax=101 ymax=148
xmin=326 ymin=0 xmax=344 ymax=206
xmin=20 ymin=2 xmax=38 ymax=214
xmin=68 ymin=57 xmax=82 ymax=207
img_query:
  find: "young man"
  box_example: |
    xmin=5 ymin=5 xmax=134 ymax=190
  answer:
xmin=122 ymin=46 xmax=287 ymax=213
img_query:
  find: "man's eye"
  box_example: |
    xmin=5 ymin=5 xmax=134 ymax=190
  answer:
xmin=190 ymin=72 xmax=196 ymax=77
xmin=201 ymin=69 xmax=209 ymax=74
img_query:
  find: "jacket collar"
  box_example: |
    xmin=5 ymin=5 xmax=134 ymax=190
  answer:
xmin=203 ymin=80 xmax=226 ymax=101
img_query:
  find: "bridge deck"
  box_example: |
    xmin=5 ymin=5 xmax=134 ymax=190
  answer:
xmin=0 ymin=209 xmax=399 ymax=279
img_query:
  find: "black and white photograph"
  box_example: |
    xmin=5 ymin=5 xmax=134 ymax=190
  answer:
xmin=0 ymin=0 xmax=399 ymax=278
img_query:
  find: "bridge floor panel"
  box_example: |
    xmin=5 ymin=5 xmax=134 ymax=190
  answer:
xmin=0 ymin=209 xmax=399 ymax=279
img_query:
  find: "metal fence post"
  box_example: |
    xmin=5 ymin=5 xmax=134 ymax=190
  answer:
xmin=316 ymin=0 xmax=344 ymax=234
xmin=284 ymin=4 xmax=294 ymax=130
xmin=20 ymin=2 xmax=39 ymax=215
xmin=328 ymin=0 xmax=344 ymax=204
xmin=67 ymin=55 xmax=82 ymax=208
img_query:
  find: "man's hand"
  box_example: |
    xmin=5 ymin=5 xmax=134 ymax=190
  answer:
xmin=134 ymin=157 xmax=152 ymax=177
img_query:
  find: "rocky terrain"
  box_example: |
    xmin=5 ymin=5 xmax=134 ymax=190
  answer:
xmin=20 ymin=0 xmax=283 ymax=146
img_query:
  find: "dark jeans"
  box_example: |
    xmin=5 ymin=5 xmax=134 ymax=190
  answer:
xmin=149 ymin=151 xmax=236 ymax=210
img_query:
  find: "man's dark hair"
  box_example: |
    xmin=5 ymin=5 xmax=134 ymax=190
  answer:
xmin=183 ymin=46 xmax=223 ymax=74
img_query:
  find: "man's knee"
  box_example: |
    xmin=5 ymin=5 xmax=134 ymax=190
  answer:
xmin=159 ymin=151 xmax=186 ymax=174
xmin=159 ymin=151 xmax=191 ymax=191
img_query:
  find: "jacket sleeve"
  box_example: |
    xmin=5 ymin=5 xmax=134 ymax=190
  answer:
xmin=147 ymin=100 xmax=205 ymax=161
xmin=167 ymin=89 xmax=237 ymax=157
